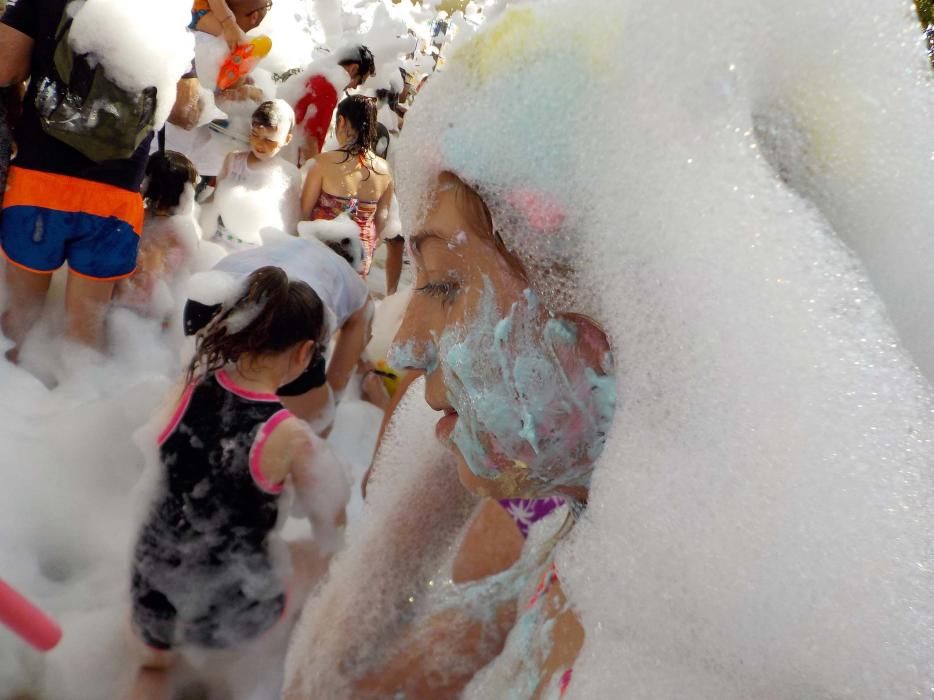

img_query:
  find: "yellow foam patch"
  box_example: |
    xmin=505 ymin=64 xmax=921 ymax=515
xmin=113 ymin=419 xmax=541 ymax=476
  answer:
xmin=455 ymin=7 xmax=543 ymax=83
xmin=455 ymin=6 xmax=620 ymax=85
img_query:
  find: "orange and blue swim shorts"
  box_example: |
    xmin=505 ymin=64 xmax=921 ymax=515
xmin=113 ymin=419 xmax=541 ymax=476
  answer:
xmin=1 ymin=166 xmax=143 ymax=281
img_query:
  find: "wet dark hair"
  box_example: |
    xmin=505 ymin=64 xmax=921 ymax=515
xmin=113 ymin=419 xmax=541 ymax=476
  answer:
xmin=251 ymin=100 xmax=294 ymax=136
xmin=338 ymin=45 xmax=376 ymax=82
xmin=144 ymin=151 xmax=197 ymax=213
xmin=336 ymin=94 xmax=378 ymax=156
xmin=186 ymin=266 xmax=326 ymax=384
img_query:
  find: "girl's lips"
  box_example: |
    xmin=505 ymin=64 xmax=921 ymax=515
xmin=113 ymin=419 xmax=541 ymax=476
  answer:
xmin=436 ymin=411 xmax=458 ymax=441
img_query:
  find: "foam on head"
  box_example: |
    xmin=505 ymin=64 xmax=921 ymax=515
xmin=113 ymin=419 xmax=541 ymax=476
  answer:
xmin=389 ymin=0 xmax=934 ymax=695
xmin=253 ymin=99 xmax=296 ymax=145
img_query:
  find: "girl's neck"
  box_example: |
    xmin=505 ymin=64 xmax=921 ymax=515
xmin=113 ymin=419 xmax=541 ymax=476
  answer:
xmin=224 ymin=361 xmax=283 ymax=394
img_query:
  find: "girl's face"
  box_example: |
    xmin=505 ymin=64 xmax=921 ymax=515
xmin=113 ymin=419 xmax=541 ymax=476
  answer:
xmin=391 ymin=178 xmax=616 ymax=500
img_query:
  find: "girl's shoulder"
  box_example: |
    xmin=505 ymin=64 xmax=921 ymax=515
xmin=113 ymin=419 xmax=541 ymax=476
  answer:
xmin=257 ymin=412 xmax=314 ymax=483
xmin=368 ymin=154 xmax=391 ymax=178
xmin=317 ymin=150 xmax=344 ymax=165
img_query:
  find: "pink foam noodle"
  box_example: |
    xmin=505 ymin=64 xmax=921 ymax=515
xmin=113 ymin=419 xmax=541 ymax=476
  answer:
xmin=0 ymin=578 xmax=63 ymax=652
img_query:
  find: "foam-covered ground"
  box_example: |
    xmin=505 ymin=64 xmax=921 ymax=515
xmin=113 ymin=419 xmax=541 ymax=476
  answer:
xmin=0 ymin=283 xmax=386 ymax=698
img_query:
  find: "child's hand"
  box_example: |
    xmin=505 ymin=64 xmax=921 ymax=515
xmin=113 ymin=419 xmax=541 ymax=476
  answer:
xmin=216 ymin=84 xmax=265 ymax=104
xmin=222 ymin=20 xmax=247 ymax=51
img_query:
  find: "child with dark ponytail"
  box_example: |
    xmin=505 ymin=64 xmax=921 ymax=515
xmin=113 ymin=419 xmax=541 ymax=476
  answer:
xmin=127 ymin=266 xmax=350 ymax=697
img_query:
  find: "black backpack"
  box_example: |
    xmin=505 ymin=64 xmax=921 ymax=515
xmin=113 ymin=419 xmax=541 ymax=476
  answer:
xmin=34 ymin=13 xmax=157 ymax=162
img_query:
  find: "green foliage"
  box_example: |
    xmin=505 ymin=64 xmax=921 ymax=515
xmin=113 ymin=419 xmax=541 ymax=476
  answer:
xmin=918 ymin=0 xmax=934 ymax=26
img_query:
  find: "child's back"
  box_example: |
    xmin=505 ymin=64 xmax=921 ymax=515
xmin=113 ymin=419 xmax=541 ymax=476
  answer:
xmin=128 ymin=267 xmax=348 ymax=676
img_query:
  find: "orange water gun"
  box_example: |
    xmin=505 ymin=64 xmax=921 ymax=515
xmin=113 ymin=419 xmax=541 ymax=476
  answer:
xmin=216 ymin=35 xmax=273 ymax=90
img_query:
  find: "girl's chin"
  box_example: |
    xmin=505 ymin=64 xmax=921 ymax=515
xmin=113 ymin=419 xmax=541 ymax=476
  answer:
xmin=453 ymin=453 xmax=533 ymax=500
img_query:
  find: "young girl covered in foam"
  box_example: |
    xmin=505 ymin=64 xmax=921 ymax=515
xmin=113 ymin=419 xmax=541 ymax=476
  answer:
xmin=113 ymin=151 xmax=216 ymax=321
xmin=128 ymin=266 xmax=350 ymax=699
xmin=203 ymin=99 xmax=302 ymax=252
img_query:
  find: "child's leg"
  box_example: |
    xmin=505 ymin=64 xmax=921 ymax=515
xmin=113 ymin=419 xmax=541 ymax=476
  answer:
xmin=127 ymin=666 xmax=172 ymax=700
xmin=125 ymin=633 xmax=175 ymax=700
xmin=286 ymin=538 xmax=332 ymax=609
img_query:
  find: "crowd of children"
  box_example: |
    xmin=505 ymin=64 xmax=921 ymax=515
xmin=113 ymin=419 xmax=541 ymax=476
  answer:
xmin=0 ymin=0 xmax=442 ymax=696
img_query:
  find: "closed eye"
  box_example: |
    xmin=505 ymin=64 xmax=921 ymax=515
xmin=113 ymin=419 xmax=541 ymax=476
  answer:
xmin=416 ymin=281 xmax=460 ymax=305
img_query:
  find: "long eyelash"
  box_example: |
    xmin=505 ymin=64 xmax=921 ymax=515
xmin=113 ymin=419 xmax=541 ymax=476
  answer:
xmin=416 ymin=281 xmax=459 ymax=304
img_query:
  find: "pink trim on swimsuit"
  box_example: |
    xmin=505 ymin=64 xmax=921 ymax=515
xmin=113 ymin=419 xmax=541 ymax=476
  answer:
xmin=249 ymin=409 xmax=292 ymax=494
xmin=559 ymin=668 xmax=573 ymax=697
xmin=157 ymin=383 xmax=196 ymax=446
xmin=525 ymin=564 xmax=574 ymax=698
xmin=216 ymin=369 xmax=280 ymax=402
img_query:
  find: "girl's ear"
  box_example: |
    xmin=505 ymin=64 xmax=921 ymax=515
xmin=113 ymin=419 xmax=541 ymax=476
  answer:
xmin=557 ymin=312 xmax=611 ymax=368
xmin=296 ymin=339 xmax=315 ymax=367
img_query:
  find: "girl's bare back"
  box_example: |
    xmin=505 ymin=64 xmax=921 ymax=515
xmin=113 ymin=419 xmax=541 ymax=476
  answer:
xmin=318 ymin=150 xmax=391 ymax=202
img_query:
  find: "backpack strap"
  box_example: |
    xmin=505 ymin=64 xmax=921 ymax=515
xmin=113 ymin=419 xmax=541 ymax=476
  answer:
xmin=158 ymin=126 xmax=166 ymax=154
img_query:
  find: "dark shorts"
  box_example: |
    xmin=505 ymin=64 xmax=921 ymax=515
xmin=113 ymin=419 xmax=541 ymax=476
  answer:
xmin=183 ymin=299 xmax=327 ymax=396
xmin=0 ymin=167 xmax=143 ymax=280
xmin=131 ymin=567 xmax=286 ymax=651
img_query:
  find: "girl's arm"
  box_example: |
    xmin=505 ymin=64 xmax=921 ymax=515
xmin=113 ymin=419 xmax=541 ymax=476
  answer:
xmin=259 ymin=417 xmax=350 ymax=551
xmin=325 ymin=299 xmax=373 ymax=399
xmin=283 ymin=499 xmax=525 ymax=700
xmin=300 ymin=158 xmax=323 ymax=219
xmin=289 ymin=429 xmax=350 ymax=552
xmin=374 ymin=179 xmax=395 ymax=241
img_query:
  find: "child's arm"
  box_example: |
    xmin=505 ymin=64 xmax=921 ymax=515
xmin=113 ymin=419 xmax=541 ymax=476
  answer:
xmin=195 ymin=0 xmax=247 ymax=50
xmin=258 ymin=417 xmax=351 ymax=551
xmin=374 ymin=179 xmax=395 ymax=240
xmin=217 ymin=152 xmax=232 ymax=182
xmin=326 ymin=299 xmax=373 ymax=399
xmin=300 ymin=158 xmax=323 ymax=219
xmin=289 ymin=429 xmax=350 ymax=553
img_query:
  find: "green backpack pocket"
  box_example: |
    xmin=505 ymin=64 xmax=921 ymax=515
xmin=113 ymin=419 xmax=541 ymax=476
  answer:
xmin=34 ymin=15 xmax=157 ymax=162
